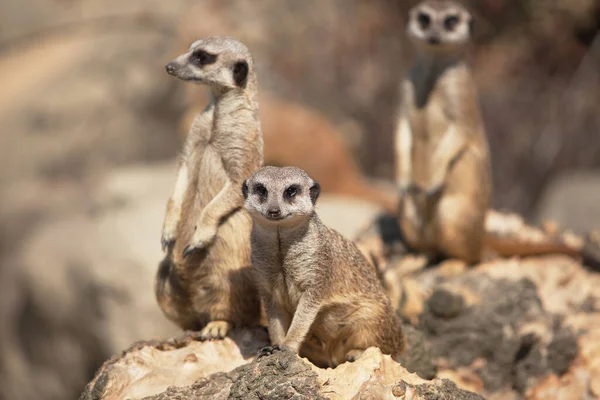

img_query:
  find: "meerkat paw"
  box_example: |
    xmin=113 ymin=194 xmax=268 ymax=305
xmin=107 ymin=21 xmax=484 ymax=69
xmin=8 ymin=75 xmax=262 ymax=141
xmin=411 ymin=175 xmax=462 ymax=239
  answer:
xmin=345 ymin=349 xmax=365 ymax=363
xmin=161 ymin=220 xmax=179 ymax=252
xmin=425 ymin=183 xmax=445 ymax=199
xmin=256 ymin=344 xmax=291 ymax=359
xmin=182 ymin=225 xmax=218 ymax=257
xmin=161 ymin=230 xmax=176 ymax=252
xmin=199 ymin=321 xmax=232 ymax=341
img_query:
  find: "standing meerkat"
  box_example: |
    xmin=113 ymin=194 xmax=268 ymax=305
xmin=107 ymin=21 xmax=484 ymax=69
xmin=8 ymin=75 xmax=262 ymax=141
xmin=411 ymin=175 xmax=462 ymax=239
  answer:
xmin=395 ymin=0 xmax=589 ymax=264
xmin=243 ymin=166 xmax=404 ymax=368
xmin=155 ymin=36 xmax=262 ymax=339
xmin=396 ymin=0 xmax=491 ymax=264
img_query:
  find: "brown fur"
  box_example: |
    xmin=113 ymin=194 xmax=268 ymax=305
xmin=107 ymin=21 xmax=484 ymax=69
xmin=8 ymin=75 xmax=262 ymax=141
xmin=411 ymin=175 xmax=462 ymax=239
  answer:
xmin=244 ymin=166 xmax=404 ymax=368
xmin=397 ymin=1 xmax=589 ymax=264
xmin=155 ymin=36 xmax=262 ymax=339
xmin=396 ymin=1 xmax=492 ymax=264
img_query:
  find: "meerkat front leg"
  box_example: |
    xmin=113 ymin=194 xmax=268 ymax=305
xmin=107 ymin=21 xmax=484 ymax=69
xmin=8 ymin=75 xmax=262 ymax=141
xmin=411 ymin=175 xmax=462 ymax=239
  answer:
xmin=427 ymin=125 xmax=467 ymax=198
xmin=183 ymin=142 xmax=257 ymax=256
xmin=282 ymin=294 xmax=321 ymax=353
xmin=257 ymin=296 xmax=292 ymax=358
xmin=395 ymin=112 xmax=413 ymax=193
xmin=161 ymin=161 xmax=189 ymax=251
xmin=265 ymin=300 xmax=290 ymax=346
xmin=183 ymin=180 xmax=243 ymax=256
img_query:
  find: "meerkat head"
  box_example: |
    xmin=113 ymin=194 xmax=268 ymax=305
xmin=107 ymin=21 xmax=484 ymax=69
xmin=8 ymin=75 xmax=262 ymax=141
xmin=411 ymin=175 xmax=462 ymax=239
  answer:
xmin=165 ymin=35 xmax=253 ymax=90
xmin=407 ymin=1 xmax=473 ymax=53
xmin=243 ymin=166 xmax=321 ymax=227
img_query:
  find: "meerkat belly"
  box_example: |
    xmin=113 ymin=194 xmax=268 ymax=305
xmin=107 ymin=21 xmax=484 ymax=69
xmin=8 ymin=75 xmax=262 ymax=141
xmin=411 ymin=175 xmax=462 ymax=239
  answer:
xmin=410 ymin=95 xmax=452 ymax=187
xmin=193 ymin=146 xmax=228 ymax=204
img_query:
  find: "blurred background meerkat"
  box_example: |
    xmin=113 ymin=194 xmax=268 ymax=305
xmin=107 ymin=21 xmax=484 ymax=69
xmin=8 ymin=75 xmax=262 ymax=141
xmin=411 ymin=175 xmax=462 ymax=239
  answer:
xmin=395 ymin=0 xmax=491 ymax=263
xmin=394 ymin=0 xmax=594 ymax=264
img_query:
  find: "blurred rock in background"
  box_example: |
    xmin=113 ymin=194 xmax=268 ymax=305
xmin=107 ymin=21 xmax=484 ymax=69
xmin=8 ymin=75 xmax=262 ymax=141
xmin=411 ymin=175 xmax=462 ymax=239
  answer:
xmin=0 ymin=0 xmax=599 ymax=399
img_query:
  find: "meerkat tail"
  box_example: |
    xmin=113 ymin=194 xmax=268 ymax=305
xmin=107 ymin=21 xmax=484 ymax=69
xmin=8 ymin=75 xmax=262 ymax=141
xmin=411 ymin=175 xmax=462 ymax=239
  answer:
xmin=483 ymin=234 xmax=582 ymax=259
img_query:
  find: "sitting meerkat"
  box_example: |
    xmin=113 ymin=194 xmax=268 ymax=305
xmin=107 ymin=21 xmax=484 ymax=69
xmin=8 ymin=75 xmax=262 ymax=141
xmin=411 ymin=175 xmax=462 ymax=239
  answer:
xmin=243 ymin=166 xmax=404 ymax=368
xmin=155 ymin=36 xmax=262 ymax=339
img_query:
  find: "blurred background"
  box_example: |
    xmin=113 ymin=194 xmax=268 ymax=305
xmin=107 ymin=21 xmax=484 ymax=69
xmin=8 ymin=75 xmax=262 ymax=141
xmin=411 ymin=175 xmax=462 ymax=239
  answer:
xmin=0 ymin=0 xmax=599 ymax=399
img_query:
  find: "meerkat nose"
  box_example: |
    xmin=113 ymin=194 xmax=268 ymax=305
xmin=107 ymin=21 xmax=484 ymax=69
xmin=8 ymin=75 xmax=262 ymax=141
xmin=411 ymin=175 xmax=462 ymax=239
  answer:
xmin=267 ymin=208 xmax=281 ymax=218
xmin=165 ymin=63 xmax=176 ymax=75
xmin=428 ymin=36 xmax=441 ymax=45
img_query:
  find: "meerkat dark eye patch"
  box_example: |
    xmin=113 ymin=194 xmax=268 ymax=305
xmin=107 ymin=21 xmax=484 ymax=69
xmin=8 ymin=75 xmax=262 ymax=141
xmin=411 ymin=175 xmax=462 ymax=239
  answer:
xmin=233 ymin=60 xmax=249 ymax=87
xmin=190 ymin=50 xmax=217 ymax=66
xmin=418 ymin=12 xmax=431 ymax=30
xmin=254 ymin=183 xmax=268 ymax=201
xmin=284 ymin=185 xmax=300 ymax=201
xmin=309 ymin=182 xmax=321 ymax=205
xmin=444 ymin=15 xmax=460 ymax=31
xmin=468 ymin=17 xmax=475 ymax=34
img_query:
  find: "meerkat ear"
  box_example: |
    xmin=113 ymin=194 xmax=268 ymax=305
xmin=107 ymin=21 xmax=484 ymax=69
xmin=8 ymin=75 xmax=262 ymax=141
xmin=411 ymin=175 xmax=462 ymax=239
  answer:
xmin=242 ymin=180 xmax=249 ymax=199
xmin=233 ymin=60 xmax=249 ymax=87
xmin=468 ymin=17 xmax=475 ymax=35
xmin=309 ymin=182 xmax=321 ymax=205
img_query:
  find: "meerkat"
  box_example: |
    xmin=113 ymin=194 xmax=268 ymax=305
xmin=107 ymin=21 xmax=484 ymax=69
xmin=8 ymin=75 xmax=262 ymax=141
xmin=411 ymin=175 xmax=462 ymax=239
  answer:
xmin=394 ymin=0 xmax=592 ymax=265
xmin=394 ymin=0 xmax=491 ymax=264
xmin=155 ymin=36 xmax=262 ymax=339
xmin=243 ymin=166 xmax=404 ymax=368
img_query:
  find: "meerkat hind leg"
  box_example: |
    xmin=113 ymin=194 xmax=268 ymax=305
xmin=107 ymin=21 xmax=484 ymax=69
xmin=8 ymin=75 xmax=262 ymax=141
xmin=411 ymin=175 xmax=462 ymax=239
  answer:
xmin=199 ymin=320 xmax=232 ymax=340
xmin=436 ymin=194 xmax=484 ymax=264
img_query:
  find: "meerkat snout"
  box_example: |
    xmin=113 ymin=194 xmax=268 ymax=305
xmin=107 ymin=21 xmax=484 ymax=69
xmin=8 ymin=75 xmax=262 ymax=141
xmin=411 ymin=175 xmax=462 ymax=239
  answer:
xmin=243 ymin=166 xmax=320 ymax=226
xmin=267 ymin=206 xmax=281 ymax=219
xmin=165 ymin=62 xmax=176 ymax=75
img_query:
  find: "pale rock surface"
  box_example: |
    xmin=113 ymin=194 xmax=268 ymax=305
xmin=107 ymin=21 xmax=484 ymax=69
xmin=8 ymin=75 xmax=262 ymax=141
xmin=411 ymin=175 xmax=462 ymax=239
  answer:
xmin=81 ymin=331 xmax=482 ymax=400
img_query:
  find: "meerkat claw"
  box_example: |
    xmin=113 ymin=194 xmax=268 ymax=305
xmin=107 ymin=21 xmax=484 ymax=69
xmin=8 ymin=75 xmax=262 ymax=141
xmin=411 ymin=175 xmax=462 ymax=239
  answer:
xmin=182 ymin=245 xmax=196 ymax=258
xmin=257 ymin=344 xmax=285 ymax=359
xmin=161 ymin=236 xmax=174 ymax=252
xmin=425 ymin=183 xmax=445 ymax=199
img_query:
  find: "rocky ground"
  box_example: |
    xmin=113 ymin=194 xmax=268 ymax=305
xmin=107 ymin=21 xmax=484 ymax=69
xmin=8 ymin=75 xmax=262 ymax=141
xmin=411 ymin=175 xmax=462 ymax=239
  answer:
xmin=81 ymin=332 xmax=482 ymax=400
xmin=78 ymin=202 xmax=600 ymax=399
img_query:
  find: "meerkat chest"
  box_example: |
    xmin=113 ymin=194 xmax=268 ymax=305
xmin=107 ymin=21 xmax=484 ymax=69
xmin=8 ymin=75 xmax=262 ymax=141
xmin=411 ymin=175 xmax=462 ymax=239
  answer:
xmin=411 ymin=86 xmax=453 ymax=143
xmin=407 ymin=79 xmax=455 ymax=183
xmin=278 ymin=246 xmax=316 ymax=309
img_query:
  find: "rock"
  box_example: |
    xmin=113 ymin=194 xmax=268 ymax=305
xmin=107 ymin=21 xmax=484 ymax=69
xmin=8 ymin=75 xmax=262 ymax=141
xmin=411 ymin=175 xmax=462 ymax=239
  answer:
xmin=535 ymin=171 xmax=600 ymax=234
xmin=317 ymin=195 xmax=383 ymax=239
xmin=356 ymin=211 xmax=600 ymax=398
xmin=81 ymin=331 xmax=483 ymax=400
xmin=0 ymin=163 xmax=180 ymax=400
